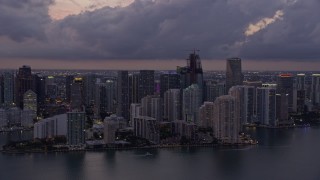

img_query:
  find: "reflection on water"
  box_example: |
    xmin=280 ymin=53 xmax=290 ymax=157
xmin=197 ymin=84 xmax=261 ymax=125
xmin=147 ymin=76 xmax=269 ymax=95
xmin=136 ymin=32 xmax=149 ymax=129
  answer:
xmin=0 ymin=130 xmax=33 ymax=148
xmin=1 ymin=128 xmax=320 ymax=180
xmin=65 ymin=153 xmax=85 ymax=180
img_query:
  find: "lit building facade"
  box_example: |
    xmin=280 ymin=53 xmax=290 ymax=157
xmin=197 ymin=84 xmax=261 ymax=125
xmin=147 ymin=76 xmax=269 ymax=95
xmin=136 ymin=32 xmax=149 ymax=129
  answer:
xmin=256 ymin=87 xmax=277 ymax=126
xmin=70 ymin=77 xmax=84 ymax=111
xmin=133 ymin=116 xmax=160 ymax=143
xmin=311 ymin=74 xmax=320 ymax=106
xmin=163 ymin=89 xmax=181 ymax=122
xmin=277 ymin=74 xmax=296 ymax=112
xmin=23 ymin=90 xmax=37 ymax=118
xmin=104 ymin=115 xmax=127 ymax=144
xmin=34 ymin=114 xmax=67 ymax=139
xmin=199 ymin=102 xmax=214 ymax=128
xmin=229 ymin=85 xmax=255 ymax=125
xmin=3 ymin=72 xmax=15 ymax=107
xmin=213 ymin=95 xmax=240 ymax=143
xmin=182 ymin=84 xmax=201 ymax=125
xmin=67 ymin=111 xmax=86 ymax=145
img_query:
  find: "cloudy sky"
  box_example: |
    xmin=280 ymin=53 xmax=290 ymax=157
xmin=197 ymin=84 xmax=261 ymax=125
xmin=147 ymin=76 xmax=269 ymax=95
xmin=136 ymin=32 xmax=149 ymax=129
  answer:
xmin=0 ymin=0 xmax=319 ymax=70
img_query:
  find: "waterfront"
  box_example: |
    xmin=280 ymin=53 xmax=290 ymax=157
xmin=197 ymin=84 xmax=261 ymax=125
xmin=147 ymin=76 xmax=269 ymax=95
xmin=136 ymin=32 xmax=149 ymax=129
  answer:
xmin=0 ymin=127 xmax=320 ymax=180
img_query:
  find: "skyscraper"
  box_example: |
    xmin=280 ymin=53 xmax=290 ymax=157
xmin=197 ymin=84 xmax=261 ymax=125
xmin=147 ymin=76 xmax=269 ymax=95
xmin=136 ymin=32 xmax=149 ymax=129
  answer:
xmin=45 ymin=76 xmax=57 ymax=99
xmin=130 ymin=103 xmax=141 ymax=126
xmin=70 ymin=77 xmax=84 ymax=111
xmin=160 ymin=73 xmax=181 ymax=98
xmin=276 ymin=93 xmax=289 ymax=125
xmin=103 ymin=115 xmax=127 ymax=144
xmin=133 ymin=116 xmax=160 ymax=143
xmin=159 ymin=73 xmax=181 ymax=121
xmin=205 ymin=80 xmax=226 ymax=102
xmin=229 ymin=85 xmax=255 ymax=125
xmin=226 ymin=58 xmax=243 ymax=93
xmin=33 ymin=74 xmax=46 ymax=114
xmin=141 ymin=95 xmax=161 ymax=121
xmin=296 ymin=74 xmax=306 ymax=91
xmin=311 ymin=74 xmax=320 ymax=106
xmin=277 ymin=74 xmax=296 ymax=112
xmin=3 ymin=72 xmax=15 ymax=107
xmin=67 ymin=111 xmax=86 ymax=145
xmin=15 ymin=65 xmax=34 ymax=109
xmin=129 ymin=73 xmax=140 ymax=104
xmin=177 ymin=51 xmax=204 ymax=96
xmin=94 ymin=82 xmax=105 ymax=118
xmin=182 ymin=84 xmax=201 ymax=124
xmin=117 ymin=71 xmax=129 ymax=121
xmin=164 ymin=89 xmax=181 ymax=122
xmin=0 ymin=75 xmax=3 ymax=105
xmin=138 ymin=70 xmax=154 ymax=102
xmin=256 ymin=87 xmax=277 ymax=126
xmin=105 ymin=79 xmax=117 ymax=115
xmin=199 ymin=102 xmax=214 ymax=128
xmin=23 ymin=90 xmax=37 ymax=118
xmin=65 ymin=75 xmax=74 ymax=103
xmin=296 ymin=74 xmax=306 ymax=114
xmin=213 ymin=95 xmax=240 ymax=143
xmin=83 ymin=74 xmax=97 ymax=107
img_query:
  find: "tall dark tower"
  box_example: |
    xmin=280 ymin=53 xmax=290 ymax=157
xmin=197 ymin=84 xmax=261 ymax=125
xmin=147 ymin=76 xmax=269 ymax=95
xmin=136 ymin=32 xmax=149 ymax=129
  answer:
xmin=188 ymin=51 xmax=203 ymax=87
xmin=117 ymin=71 xmax=129 ymax=121
xmin=33 ymin=74 xmax=46 ymax=116
xmin=160 ymin=73 xmax=180 ymax=98
xmin=177 ymin=51 xmax=204 ymax=104
xmin=277 ymin=74 xmax=295 ymax=112
xmin=177 ymin=51 xmax=204 ymax=90
xmin=138 ymin=70 xmax=154 ymax=101
xmin=70 ymin=77 xmax=84 ymax=111
xmin=226 ymin=58 xmax=243 ymax=93
xmin=15 ymin=65 xmax=34 ymax=108
xmin=66 ymin=75 xmax=74 ymax=103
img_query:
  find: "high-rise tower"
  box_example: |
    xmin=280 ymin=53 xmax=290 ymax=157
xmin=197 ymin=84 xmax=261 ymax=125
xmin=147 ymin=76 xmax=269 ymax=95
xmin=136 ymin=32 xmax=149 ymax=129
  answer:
xmin=15 ymin=65 xmax=34 ymax=109
xmin=213 ymin=95 xmax=240 ymax=143
xmin=226 ymin=58 xmax=243 ymax=93
xmin=117 ymin=71 xmax=129 ymax=121
xmin=256 ymin=87 xmax=277 ymax=126
xmin=160 ymin=73 xmax=180 ymax=98
xmin=229 ymin=85 xmax=255 ymax=126
xmin=277 ymin=74 xmax=296 ymax=112
xmin=296 ymin=74 xmax=306 ymax=114
xmin=311 ymin=74 xmax=320 ymax=106
xmin=70 ymin=77 xmax=84 ymax=111
xmin=129 ymin=73 xmax=140 ymax=104
xmin=182 ymin=84 xmax=202 ymax=124
xmin=177 ymin=51 xmax=204 ymax=90
xmin=138 ymin=70 xmax=154 ymax=102
xmin=3 ymin=72 xmax=15 ymax=107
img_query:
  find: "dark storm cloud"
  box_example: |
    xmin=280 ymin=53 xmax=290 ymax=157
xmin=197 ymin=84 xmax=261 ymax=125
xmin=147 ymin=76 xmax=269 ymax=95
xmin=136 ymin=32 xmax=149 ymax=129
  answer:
xmin=47 ymin=0 xmax=286 ymax=59
xmin=239 ymin=0 xmax=320 ymax=60
xmin=0 ymin=0 xmax=53 ymax=41
xmin=0 ymin=0 xmax=320 ymax=61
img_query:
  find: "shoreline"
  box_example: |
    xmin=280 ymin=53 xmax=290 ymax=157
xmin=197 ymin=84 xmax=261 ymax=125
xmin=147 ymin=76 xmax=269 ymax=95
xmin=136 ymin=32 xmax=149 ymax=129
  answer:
xmin=244 ymin=124 xmax=312 ymax=129
xmin=1 ymin=123 xmax=316 ymax=155
xmin=1 ymin=143 xmax=257 ymax=154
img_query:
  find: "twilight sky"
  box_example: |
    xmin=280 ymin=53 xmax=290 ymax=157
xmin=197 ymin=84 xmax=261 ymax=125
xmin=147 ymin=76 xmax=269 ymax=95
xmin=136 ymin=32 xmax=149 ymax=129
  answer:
xmin=0 ymin=0 xmax=320 ymax=70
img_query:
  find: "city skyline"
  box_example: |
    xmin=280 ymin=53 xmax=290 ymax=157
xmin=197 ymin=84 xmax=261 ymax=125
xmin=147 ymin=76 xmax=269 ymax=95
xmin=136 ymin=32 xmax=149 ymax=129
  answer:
xmin=1 ymin=0 xmax=320 ymax=70
xmin=0 ymin=59 xmax=320 ymax=71
xmin=2 ymin=1 xmax=320 ymax=180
